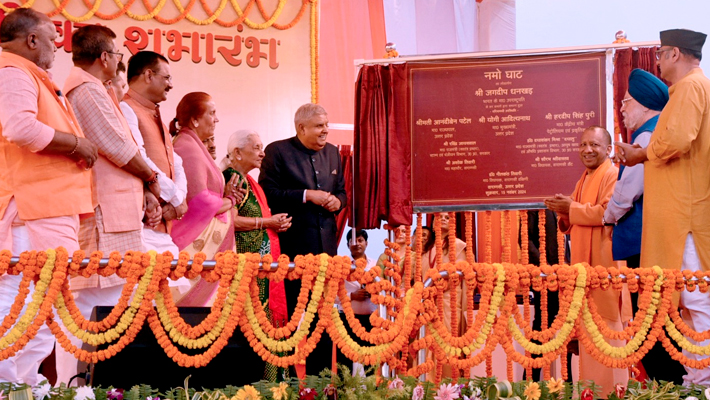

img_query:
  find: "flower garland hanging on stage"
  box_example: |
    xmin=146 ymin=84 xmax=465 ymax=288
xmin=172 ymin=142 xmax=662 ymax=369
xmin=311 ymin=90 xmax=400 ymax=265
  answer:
xmin=5 ymin=245 xmax=710 ymax=378
xmin=508 ymin=264 xmax=586 ymax=355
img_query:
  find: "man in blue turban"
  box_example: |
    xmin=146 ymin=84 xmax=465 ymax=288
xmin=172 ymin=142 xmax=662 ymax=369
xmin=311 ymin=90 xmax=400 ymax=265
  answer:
xmin=605 ymin=69 xmax=667 ymax=267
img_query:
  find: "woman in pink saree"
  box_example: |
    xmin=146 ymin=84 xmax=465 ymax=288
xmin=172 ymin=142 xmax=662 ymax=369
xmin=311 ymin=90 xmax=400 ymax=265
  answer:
xmin=168 ymin=92 xmax=243 ymax=304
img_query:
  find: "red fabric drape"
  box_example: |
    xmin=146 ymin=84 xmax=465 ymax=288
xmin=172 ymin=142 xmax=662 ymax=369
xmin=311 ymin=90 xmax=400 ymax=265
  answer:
xmin=335 ymin=145 xmax=353 ymax=244
xmin=353 ymin=63 xmax=412 ymax=228
xmin=613 ymin=47 xmax=660 ymax=142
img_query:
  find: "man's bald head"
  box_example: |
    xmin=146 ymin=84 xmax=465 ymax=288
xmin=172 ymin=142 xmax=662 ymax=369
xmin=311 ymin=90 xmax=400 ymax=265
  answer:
xmin=0 ymin=8 xmax=49 ymax=44
xmin=0 ymin=9 xmax=56 ymax=70
xmin=584 ymin=125 xmax=612 ymax=146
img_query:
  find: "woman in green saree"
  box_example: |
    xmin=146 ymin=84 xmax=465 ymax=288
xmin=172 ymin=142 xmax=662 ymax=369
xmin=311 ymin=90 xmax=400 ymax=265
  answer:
xmin=221 ymin=129 xmax=292 ymax=381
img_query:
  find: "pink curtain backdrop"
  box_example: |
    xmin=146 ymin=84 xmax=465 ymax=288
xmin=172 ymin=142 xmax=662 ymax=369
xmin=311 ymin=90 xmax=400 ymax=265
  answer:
xmin=319 ymin=0 xmax=386 ymax=146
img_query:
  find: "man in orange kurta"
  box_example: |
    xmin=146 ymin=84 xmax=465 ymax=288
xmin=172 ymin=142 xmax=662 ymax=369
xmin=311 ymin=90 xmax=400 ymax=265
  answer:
xmin=616 ymin=29 xmax=710 ymax=385
xmin=545 ymin=126 xmax=627 ymax=395
xmin=0 ymin=9 xmax=97 ymax=385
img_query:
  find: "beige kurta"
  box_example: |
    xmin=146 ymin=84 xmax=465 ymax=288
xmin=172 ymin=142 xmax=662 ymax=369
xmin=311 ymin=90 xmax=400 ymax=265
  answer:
xmin=559 ymin=159 xmax=627 ymax=396
xmin=642 ymin=68 xmax=710 ymax=272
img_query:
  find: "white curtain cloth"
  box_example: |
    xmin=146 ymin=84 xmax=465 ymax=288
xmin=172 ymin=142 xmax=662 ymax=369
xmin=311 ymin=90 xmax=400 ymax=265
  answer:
xmin=382 ymin=0 xmax=516 ymax=56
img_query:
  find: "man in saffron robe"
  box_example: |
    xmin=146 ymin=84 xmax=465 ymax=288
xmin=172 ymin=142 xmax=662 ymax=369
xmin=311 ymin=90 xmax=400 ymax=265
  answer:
xmin=616 ymin=28 xmax=710 ymax=385
xmin=545 ymin=126 xmax=627 ymax=395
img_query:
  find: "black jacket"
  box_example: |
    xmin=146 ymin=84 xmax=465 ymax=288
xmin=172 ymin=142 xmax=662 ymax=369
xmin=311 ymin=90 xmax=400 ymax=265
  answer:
xmin=259 ymin=137 xmax=346 ymax=258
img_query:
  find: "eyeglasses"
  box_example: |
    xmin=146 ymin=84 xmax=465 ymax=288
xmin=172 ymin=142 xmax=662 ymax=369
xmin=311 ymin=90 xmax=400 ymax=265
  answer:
xmin=106 ymin=51 xmax=123 ymax=61
xmin=150 ymin=70 xmax=172 ymax=83
xmin=655 ymin=48 xmax=672 ymax=60
xmin=621 ymin=97 xmax=634 ymax=106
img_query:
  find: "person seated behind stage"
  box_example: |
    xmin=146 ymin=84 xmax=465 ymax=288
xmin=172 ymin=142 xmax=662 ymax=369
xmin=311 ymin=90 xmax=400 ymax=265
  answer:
xmin=167 ymin=93 xmax=248 ymax=304
xmin=121 ymin=51 xmax=187 ymax=254
xmin=344 ymin=229 xmax=377 ymax=316
xmin=404 ymin=225 xmax=434 ymax=286
xmin=110 ymin=61 xmax=127 ymax=102
xmin=335 ymin=229 xmax=377 ymax=376
xmin=0 ymin=8 xmax=97 ymax=386
xmin=221 ymin=129 xmax=291 ymax=380
xmin=421 ymin=213 xmax=466 ymax=328
xmin=413 ymin=225 xmax=434 ymax=255
xmin=376 ymin=225 xmax=409 ymax=269
xmin=420 ymin=214 xmax=466 ymax=380
xmin=59 ymin=24 xmax=163 ymax=386
xmin=202 ymin=134 xmax=217 ymax=160
xmin=544 ymin=126 xmax=627 ymax=396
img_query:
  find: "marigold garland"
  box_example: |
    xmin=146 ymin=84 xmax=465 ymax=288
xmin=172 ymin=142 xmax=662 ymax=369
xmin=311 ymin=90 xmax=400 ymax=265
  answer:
xmin=3 ymin=246 xmax=710 ymax=378
xmin=2 ymin=0 xmax=307 ymax=28
xmin=154 ymin=252 xmax=245 ymax=349
xmin=507 ymin=264 xmax=586 ymax=356
xmin=0 ymin=250 xmax=53 ymax=351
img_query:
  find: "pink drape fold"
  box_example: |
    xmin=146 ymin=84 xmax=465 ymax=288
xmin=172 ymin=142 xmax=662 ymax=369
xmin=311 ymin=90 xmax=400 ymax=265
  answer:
xmin=171 ymin=127 xmax=235 ymax=252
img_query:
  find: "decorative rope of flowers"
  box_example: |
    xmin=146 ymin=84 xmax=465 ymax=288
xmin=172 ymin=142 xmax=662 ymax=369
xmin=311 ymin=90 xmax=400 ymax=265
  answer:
xmin=2 ymin=0 xmax=308 ymax=28
xmin=507 ymin=263 xmax=586 ymax=356
xmin=0 ymin=250 xmax=55 ymax=359
xmin=53 ymin=252 xmax=157 ymax=347
xmin=58 ymin=251 xmax=138 ymax=334
xmin=328 ymin=282 xmax=424 ymax=366
xmin=48 ymin=251 xmax=166 ymax=364
xmin=6 ymin=245 xmax=710 ymax=378
xmin=149 ymin=252 xmax=253 ymax=368
xmin=309 ymin=0 xmax=319 ymax=103
xmin=509 ymin=265 xmax=575 ymax=343
xmin=243 ymin=254 xmax=315 ymax=340
xmin=0 ymin=251 xmax=36 ymax=340
xmin=155 ymin=252 xmax=232 ymax=340
xmin=154 ymin=253 xmax=245 ymax=349
xmin=242 ymin=254 xmax=328 ymax=353
xmin=579 ymin=266 xmax=663 ymax=360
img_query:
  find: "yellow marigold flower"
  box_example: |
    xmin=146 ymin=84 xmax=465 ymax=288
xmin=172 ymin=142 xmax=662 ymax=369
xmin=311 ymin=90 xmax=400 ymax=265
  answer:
xmin=524 ymin=382 xmax=541 ymax=400
xmin=270 ymin=382 xmax=289 ymax=400
xmin=234 ymin=386 xmax=261 ymax=400
xmin=547 ymin=378 xmax=565 ymax=394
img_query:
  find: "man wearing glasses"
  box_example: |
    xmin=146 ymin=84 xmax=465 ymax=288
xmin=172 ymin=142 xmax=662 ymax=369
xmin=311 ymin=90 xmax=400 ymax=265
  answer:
xmin=616 ymin=29 xmax=710 ymax=385
xmin=59 ymin=24 xmax=162 ymax=385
